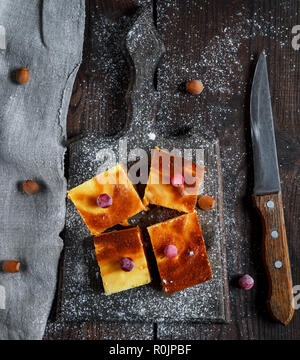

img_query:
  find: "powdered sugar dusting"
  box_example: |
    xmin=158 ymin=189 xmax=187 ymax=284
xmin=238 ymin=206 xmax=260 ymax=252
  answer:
xmin=155 ymin=0 xmax=296 ymax=339
xmin=60 ymin=130 xmax=228 ymax=325
xmin=45 ymin=0 xmax=297 ymax=339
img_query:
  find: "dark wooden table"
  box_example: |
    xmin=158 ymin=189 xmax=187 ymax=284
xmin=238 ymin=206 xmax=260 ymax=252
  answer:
xmin=43 ymin=0 xmax=300 ymax=340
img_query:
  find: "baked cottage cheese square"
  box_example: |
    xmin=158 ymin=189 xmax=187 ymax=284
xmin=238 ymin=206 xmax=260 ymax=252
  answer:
xmin=68 ymin=164 xmax=145 ymax=235
xmin=143 ymin=147 xmax=205 ymax=213
xmin=94 ymin=227 xmax=151 ymax=295
xmin=147 ymin=211 xmax=212 ymax=294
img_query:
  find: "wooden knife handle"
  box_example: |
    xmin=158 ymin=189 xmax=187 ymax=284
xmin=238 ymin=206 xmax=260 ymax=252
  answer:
xmin=253 ymin=192 xmax=294 ymax=325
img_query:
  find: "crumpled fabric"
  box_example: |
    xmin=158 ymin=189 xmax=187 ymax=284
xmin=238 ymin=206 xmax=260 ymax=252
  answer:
xmin=0 ymin=0 xmax=85 ymax=339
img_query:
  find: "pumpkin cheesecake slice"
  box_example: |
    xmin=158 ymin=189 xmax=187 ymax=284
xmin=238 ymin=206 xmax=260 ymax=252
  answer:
xmin=68 ymin=164 xmax=145 ymax=235
xmin=94 ymin=227 xmax=151 ymax=295
xmin=143 ymin=147 xmax=205 ymax=213
xmin=147 ymin=211 xmax=212 ymax=294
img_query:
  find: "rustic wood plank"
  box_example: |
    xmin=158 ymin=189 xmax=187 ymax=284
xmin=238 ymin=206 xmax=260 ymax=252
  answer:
xmin=66 ymin=0 xmax=139 ymax=138
xmin=43 ymin=320 xmax=84 ymax=340
xmin=58 ymin=2 xmax=228 ymax=322
xmin=44 ymin=0 xmax=154 ymax=340
xmin=155 ymin=0 xmax=300 ymax=340
xmin=45 ymin=0 xmax=300 ymax=339
xmin=81 ymin=323 xmax=154 ymax=340
xmin=44 ymin=320 xmax=154 ymax=340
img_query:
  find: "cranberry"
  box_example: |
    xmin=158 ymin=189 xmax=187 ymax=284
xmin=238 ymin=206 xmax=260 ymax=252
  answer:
xmin=171 ymin=174 xmax=185 ymax=187
xmin=239 ymin=274 xmax=254 ymax=290
xmin=164 ymin=245 xmax=178 ymax=259
xmin=97 ymin=194 xmax=112 ymax=208
xmin=120 ymin=257 xmax=135 ymax=272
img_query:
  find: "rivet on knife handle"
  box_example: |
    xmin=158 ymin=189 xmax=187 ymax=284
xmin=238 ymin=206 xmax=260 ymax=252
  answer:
xmin=253 ymin=192 xmax=294 ymax=325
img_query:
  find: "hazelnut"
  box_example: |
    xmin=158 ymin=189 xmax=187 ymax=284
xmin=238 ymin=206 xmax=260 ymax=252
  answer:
xmin=22 ymin=180 xmax=39 ymax=195
xmin=2 ymin=260 xmax=21 ymax=273
xmin=16 ymin=67 xmax=30 ymax=84
xmin=198 ymin=195 xmax=215 ymax=210
xmin=186 ymin=80 xmax=204 ymax=95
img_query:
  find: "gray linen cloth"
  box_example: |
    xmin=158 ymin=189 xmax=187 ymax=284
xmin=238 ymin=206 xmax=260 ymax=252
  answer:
xmin=0 ymin=0 xmax=85 ymax=339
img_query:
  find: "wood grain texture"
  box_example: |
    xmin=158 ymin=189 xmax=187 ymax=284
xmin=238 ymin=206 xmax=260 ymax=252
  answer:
xmin=253 ymin=193 xmax=294 ymax=325
xmin=44 ymin=0 xmax=300 ymax=339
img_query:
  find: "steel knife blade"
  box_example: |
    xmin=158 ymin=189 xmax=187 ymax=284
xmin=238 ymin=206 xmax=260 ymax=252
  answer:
xmin=250 ymin=53 xmax=281 ymax=195
xmin=250 ymin=53 xmax=294 ymax=326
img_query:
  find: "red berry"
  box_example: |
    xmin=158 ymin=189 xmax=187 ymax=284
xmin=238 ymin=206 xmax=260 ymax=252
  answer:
xmin=97 ymin=194 xmax=112 ymax=208
xmin=164 ymin=245 xmax=178 ymax=259
xmin=120 ymin=257 xmax=135 ymax=272
xmin=239 ymin=274 xmax=254 ymax=290
xmin=171 ymin=174 xmax=184 ymax=187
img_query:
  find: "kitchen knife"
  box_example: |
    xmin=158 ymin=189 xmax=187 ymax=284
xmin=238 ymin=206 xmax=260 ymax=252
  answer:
xmin=250 ymin=52 xmax=294 ymax=325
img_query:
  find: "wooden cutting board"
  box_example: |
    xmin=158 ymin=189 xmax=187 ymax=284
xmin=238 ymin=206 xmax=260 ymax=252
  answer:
xmin=58 ymin=6 xmax=230 ymax=323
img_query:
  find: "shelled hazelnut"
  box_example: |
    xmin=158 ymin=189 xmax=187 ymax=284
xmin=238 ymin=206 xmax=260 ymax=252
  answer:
xmin=186 ymin=80 xmax=204 ymax=95
xmin=22 ymin=180 xmax=39 ymax=195
xmin=2 ymin=260 xmax=21 ymax=273
xmin=198 ymin=195 xmax=215 ymax=210
xmin=16 ymin=67 xmax=30 ymax=84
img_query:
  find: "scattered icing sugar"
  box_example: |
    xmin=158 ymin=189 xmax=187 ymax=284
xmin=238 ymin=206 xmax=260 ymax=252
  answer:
xmin=148 ymin=132 xmax=156 ymax=140
xmin=44 ymin=0 xmax=297 ymax=339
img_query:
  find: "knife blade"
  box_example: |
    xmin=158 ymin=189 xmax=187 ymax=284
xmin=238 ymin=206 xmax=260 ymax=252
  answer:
xmin=250 ymin=52 xmax=294 ymax=325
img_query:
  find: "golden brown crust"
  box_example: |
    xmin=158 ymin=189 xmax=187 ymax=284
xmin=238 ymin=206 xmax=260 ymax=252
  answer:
xmin=94 ymin=227 xmax=144 ymax=264
xmin=68 ymin=164 xmax=145 ymax=235
xmin=143 ymin=148 xmax=205 ymax=213
xmin=94 ymin=227 xmax=151 ymax=294
xmin=147 ymin=211 xmax=212 ymax=294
